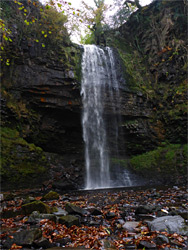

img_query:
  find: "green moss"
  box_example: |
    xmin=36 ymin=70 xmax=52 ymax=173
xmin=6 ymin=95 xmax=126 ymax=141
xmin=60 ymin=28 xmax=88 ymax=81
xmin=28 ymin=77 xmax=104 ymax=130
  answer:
xmin=42 ymin=191 xmax=60 ymax=201
xmin=1 ymin=127 xmax=48 ymax=187
xmin=111 ymin=158 xmax=128 ymax=167
xmin=105 ymin=35 xmax=152 ymax=93
xmin=22 ymin=201 xmax=51 ymax=214
xmin=130 ymin=144 xmax=187 ymax=175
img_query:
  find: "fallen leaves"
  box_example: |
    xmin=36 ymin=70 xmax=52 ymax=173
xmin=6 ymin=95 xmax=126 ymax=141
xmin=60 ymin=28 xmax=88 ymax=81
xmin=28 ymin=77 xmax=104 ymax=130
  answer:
xmin=0 ymin=186 xmax=187 ymax=249
xmin=10 ymin=243 xmax=22 ymax=249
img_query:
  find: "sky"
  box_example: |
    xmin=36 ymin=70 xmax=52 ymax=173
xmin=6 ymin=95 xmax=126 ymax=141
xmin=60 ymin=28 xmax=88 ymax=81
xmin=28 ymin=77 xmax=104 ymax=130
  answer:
xmin=41 ymin=0 xmax=152 ymax=8
xmin=40 ymin=0 xmax=153 ymax=42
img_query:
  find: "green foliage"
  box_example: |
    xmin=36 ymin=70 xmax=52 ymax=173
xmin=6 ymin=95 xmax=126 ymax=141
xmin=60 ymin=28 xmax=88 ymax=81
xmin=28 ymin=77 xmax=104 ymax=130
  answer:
xmin=0 ymin=0 xmax=71 ymax=68
xmin=130 ymin=144 xmax=187 ymax=175
xmin=107 ymin=35 xmax=152 ymax=92
xmin=80 ymin=0 xmax=108 ymax=45
xmin=80 ymin=30 xmax=95 ymax=44
xmin=111 ymin=0 xmax=138 ymax=28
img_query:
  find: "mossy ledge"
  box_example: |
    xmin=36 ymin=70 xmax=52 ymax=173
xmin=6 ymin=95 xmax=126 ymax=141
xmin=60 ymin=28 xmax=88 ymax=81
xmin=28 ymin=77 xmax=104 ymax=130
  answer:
xmin=129 ymin=143 xmax=187 ymax=183
xmin=1 ymin=127 xmax=49 ymax=190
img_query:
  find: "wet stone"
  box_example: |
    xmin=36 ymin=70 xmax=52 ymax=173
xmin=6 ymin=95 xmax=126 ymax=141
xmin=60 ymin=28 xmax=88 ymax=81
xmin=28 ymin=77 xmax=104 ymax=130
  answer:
xmin=122 ymin=221 xmax=139 ymax=232
xmin=135 ymin=205 xmax=154 ymax=215
xmin=34 ymin=236 xmax=55 ymax=248
xmin=147 ymin=215 xmax=188 ymax=235
xmin=65 ymin=203 xmax=87 ymax=216
xmin=138 ymin=240 xmax=157 ymax=249
xmin=154 ymin=234 xmax=169 ymax=245
xmin=88 ymin=207 xmax=102 ymax=216
xmin=59 ymin=215 xmax=80 ymax=227
xmin=105 ymin=212 xmax=116 ymax=219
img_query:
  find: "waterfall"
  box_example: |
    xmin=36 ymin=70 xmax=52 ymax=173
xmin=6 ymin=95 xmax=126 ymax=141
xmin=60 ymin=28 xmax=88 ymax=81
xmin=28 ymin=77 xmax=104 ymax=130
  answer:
xmin=81 ymin=44 xmax=132 ymax=189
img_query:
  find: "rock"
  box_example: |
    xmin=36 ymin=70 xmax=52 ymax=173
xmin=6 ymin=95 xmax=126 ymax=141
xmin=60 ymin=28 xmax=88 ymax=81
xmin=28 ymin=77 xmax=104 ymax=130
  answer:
xmin=101 ymin=239 xmax=116 ymax=249
xmin=135 ymin=205 xmax=154 ymax=215
xmin=138 ymin=240 xmax=157 ymax=249
xmin=53 ymin=207 xmax=68 ymax=217
xmin=42 ymin=191 xmax=60 ymax=200
xmin=54 ymin=237 xmax=71 ymax=246
xmin=138 ymin=214 xmax=156 ymax=221
xmin=65 ymin=203 xmax=87 ymax=216
xmin=52 ymin=181 xmax=77 ymax=191
xmin=22 ymin=201 xmax=51 ymax=214
xmin=34 ymin=236 xmax=55 ymax=248
xmin=1 ymin=208 xmax=23 ymax=219
xmin=3 ymin=229 xmax=42 ymax=249
xmin=59 ymin=215 xmax=80 ymax=227
xmin=46 ymin=248 xmax=87 ymax=250
xmin=23 ymin=196 xmax=36 ymax=204
xmin=154 ymin=234 xmax=169 ymax=245
xmin=147 ymin=215 xmax=188 ymax=235
xmin=89 ymin=220 xmax=101 ymax=226
xmin=156 ymin=210 xmax=169 ymax=217
xmin=27 ymin=211 xmax=57 ymax=224
xmin=170 ymin=209 xmax=188 ymax=220
xmin=122 ymin=221 xmax=139 ymax=232
xmin=88 ymin=207 xmax=102 ymax=216
xmin=0 ymin=193 xmax=4 ymax=201
xmin=105 ymin=212 xmax=116 ymax=219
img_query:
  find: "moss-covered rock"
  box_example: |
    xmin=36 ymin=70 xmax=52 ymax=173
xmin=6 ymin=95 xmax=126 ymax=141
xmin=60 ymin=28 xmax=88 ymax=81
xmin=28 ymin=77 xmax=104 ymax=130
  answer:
xmin=1 ymin=127 xmax=49 ymax=190
xmin=22 ymin=201 xmax=51 ymax=215
xmin=42 ymin=191 xmax=60 ymax=201
xmin=59 ymin=215 xmax=80 ymax=227
xmin=129 ymin=144 xmax=187 ymax=181
xmin=3 ymin=229 xmax=42 ymax=249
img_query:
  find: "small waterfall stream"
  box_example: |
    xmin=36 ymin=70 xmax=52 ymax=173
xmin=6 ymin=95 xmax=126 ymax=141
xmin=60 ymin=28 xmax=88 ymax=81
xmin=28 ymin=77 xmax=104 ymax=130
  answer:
xmin=81 ymin=44 xmax=132 ymax=189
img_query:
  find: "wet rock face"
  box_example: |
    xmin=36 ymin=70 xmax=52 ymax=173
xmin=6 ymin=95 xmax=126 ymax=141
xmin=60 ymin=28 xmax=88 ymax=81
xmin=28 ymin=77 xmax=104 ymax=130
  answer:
xmin=3 ymin=47 xmax=155 ymax=159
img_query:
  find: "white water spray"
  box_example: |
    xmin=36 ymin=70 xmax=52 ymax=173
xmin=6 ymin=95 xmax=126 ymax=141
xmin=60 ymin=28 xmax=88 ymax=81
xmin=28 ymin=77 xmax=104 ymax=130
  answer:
xmin=81 ymin=45 xmax=132 ymax=189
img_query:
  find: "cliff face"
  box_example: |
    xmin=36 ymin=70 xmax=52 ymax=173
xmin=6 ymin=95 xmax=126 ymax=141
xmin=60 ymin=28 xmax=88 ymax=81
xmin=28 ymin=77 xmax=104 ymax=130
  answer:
xmin=108 ymin=0 xmax=187 ymax=144
xmin=1 ymin=0 xmax=187 ymax=190
xmin=105 ymin=0 xmax=187 ymax=182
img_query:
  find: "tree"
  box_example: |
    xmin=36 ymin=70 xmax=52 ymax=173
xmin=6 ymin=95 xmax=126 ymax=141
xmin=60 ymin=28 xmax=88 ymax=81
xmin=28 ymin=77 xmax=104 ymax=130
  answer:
xmin=125 ymin=0 xmax=141 ymax=9
xmin=80 ymin=0 xmax=108 ymax=45
xmin=110 ymin=0 xmax=140 ymax=28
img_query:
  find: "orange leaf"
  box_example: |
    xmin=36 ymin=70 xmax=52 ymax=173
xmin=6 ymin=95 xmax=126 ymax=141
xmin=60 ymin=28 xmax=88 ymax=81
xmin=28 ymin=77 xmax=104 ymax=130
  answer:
xmin=11 ymin=243 xmax=22 ymax=249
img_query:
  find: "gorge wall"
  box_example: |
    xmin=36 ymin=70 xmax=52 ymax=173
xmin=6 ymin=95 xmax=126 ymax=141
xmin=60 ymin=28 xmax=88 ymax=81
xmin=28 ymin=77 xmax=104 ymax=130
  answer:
xmin=1 ymin=0 xmax=187 ymax=190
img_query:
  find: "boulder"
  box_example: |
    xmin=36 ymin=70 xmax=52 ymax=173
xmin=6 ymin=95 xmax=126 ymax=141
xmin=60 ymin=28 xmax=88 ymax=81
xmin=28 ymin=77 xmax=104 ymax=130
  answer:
xmin=22 ymin=201 xmax=51 ymax=214
xmin=23 ymin=196 xmax=36 ymax=204
xmin=122 ymin=221 xmax=139 ymax=232
xmin=105 ymin=212 xmax=116 ymax=219
xmin=147 ymin=215 xmax=188 ymax=235
xmin=59 ymin=215 xmax=80 ymax=227
xmin=154 ymin=234 xmax=169 ymax=245
xmin=1 ymin=208 xmax=23 ymax=219
xmin=3 ymin=229 xmax=42 ymax=249
xmin=42 ymin=191 xmax=60 ymax=201
xmin=65 ymin=203 xmax=87 ymax=216
xmin=53 ymin=207 xmax=68 ymax=217
xmin=135 ymin=205 xmax=154 ymax=215
xmin=88 ymin=207 xmax=102 ymax=216
xmin=27 ymin=211 xmax=57 ymax=224
xmin=138 ymin=240 xmax=157 ymax=249
xmin=34 ymin=236 xmax=55 ymax=248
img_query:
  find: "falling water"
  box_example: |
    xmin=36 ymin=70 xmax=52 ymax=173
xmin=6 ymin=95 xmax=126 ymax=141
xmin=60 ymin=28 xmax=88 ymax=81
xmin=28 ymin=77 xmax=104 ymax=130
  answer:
xmin=81 ymin=44 xmax=132 ymax=189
